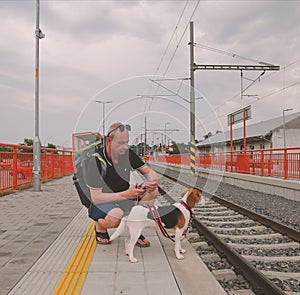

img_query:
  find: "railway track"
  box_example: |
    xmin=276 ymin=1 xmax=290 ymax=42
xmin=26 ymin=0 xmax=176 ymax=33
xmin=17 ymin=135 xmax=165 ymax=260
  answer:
xmin=154 ymin=164 xmax=300 ymax=295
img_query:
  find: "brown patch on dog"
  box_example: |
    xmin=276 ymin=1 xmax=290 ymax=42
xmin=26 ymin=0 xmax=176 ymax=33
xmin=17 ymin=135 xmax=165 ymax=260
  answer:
xmin=174 ymin=212 xmax=186 ymax=229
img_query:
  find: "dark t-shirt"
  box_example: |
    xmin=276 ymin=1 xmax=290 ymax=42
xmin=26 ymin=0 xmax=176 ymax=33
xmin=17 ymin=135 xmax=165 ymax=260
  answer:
xmin=86 ymin=147 xmax=145 ymax=194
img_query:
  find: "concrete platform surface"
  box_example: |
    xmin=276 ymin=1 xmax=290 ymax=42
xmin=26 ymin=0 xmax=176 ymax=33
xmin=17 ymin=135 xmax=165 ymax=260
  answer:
xmin=1 ymin=175 xmax=227 ymax=295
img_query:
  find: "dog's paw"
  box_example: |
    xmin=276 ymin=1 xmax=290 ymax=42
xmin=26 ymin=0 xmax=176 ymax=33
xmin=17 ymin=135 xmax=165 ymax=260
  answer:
xmin=176 ymin=254 xmax=184 ymax=260
xmin=180 ymin=249 xmax=186 ymax=254
xmin=129 ymin=257 xmax=138 ymax=263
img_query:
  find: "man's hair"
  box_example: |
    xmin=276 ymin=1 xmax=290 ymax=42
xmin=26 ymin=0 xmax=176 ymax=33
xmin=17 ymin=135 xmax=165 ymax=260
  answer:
xmin=107 ymin=122 xmax=123 ymax=138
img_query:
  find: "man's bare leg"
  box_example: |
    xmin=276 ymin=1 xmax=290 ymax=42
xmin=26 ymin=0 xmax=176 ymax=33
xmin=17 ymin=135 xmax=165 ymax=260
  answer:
xmin=95 ymin=208 xmax=124 ymax=243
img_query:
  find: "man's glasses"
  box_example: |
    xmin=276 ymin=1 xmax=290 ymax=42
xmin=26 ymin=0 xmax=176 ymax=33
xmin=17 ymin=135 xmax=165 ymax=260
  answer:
xmin=107 ymin=124 xmax=131 ymax=137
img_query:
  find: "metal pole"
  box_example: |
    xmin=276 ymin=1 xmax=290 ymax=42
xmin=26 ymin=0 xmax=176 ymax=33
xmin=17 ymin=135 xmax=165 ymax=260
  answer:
xmin=243 ymin=108 xmax=247 ymax=152
xmin=102 ymin=103 xmax=105 ymax=135
xmin=283 ymin=110 xmax=286 ymax=148
xmin=144 ymin=116 xmax=147 ymax=156
xmin=95 ymin=100 xmax=112 ymax=135
xmin=240 ymin=70 xmax=243 ymax=104
xmin=230 ymin=114 xmax=233 ymax=172
xmin=33 ymin=0 xmax=44 ymax=191
xmin=189 ymin=21 xmax=196 ymax=175
xmin=283 ymin=108 xmax=293 ymax=148
xmin=164 ymin=122 xmax=170 ymax=154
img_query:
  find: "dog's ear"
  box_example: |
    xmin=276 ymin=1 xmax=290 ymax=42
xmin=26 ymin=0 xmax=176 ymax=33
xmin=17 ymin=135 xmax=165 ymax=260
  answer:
xmin=196 ymin=189 xmax=202 ymax=202
xmin=186 ymin=189 xmax=201 ymax=208
xmin=181 ymin=189 xmax=189 ymax=198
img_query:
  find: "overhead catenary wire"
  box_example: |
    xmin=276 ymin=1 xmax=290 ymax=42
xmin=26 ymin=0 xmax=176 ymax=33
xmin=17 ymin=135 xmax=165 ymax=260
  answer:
xmin=200 ymin=56 xmax=300 ymax=113
xmin=141 ymin=0 xmax=190 ymax=124
xmin=195 ymin=43 xmax=275 ymax=66
xmin=139 ymin=0 xmax=201 ymax=146
xmin=199 ymin=78 xmax=300 ymax=135
xmin=195 ymin=58 xmax=300 ymax=135
xmin=145 ymin=0 xmax=201 ymax=114
xmin=140 ymin=3 xmax=299 ymax=142
xmin=161 ymin=0 xmax=200 ymax=78
xmin=154 ymin=0 xmax=190 ymax=76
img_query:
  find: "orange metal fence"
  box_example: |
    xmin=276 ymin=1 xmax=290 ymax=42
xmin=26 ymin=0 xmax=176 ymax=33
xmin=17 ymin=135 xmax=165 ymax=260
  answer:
xmin=148 ymin=147 xmax=300 ymax=180
xmin=0 ymin=142 xmax=73 ymax=192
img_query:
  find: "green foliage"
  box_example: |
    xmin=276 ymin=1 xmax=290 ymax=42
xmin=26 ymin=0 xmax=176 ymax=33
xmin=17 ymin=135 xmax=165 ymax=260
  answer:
xmin=169 ymin=143 xmax=189 ymax=154
xmin=24 ymin=138 xmax=33 ymax=146
xmin=46 ymin=143 xmax=57 ymax=149
xmin=18 ymin=138 xmax=34 ymax=153
xmin=0 ymin=146 xmax=13 ymax=152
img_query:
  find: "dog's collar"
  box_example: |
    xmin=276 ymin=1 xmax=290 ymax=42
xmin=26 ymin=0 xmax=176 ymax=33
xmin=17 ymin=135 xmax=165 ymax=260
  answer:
xmin=179 ymin=200 xmax=193 ymax=217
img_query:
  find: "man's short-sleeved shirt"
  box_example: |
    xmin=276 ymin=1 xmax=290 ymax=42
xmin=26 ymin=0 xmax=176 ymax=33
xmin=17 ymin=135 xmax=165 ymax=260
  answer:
xmin=86 ymin=147 xmax=145 ymax=193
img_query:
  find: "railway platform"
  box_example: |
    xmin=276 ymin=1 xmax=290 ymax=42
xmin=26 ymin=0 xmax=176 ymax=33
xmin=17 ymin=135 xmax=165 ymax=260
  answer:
xmin=1 ymin=176 xmax=226 ymax=295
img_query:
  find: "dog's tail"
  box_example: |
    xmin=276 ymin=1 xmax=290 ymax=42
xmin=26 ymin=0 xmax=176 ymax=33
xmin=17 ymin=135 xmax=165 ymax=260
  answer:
xmin=110 ymin=217 xmax=127 ymax=241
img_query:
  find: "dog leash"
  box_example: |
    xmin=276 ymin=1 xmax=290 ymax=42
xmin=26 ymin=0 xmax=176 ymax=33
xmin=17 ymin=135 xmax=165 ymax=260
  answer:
xmin=147 ymin=204 xmax=175 ymax=242
xmin=147 ymin=200 xmax=194 ymax=242
xmin=179 ymin=200 xmax=194 ymax=237
xmin=179 ymin=200 xmax=193 ymax=217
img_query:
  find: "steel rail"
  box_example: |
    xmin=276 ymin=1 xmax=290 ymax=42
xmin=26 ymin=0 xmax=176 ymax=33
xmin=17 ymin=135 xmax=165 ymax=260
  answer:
xmin=159 ymin=179 xmax=285 ymax=295
xmin=209 ymin=194 xmax=300 ymax=243
xmin=156 ymin=167 xmax=300 ymax=243
xmin=191 ymin=218 xmax=285 ymax=295
xmin=157 ymin=181 xmax=284 ymax=294
xmin=154 ymin=166 xmax=300 ymax=295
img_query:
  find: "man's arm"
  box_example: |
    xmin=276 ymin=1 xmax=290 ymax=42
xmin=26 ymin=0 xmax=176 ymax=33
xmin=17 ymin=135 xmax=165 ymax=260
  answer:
xmin=90 ymin=186 xmax=145 ymax=205
xmin=138 ymin=165 xmax=159 ymax=202
xmin=139 ymin=164 xmax=159 ymax=182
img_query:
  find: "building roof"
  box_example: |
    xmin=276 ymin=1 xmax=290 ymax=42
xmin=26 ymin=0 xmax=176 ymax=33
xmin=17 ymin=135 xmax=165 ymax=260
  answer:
xmin=197 ymin=112 xmax=300 ymax=147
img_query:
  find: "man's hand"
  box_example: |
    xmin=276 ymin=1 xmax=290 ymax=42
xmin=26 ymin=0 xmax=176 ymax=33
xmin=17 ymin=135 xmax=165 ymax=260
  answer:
xmin=126 ymin=185 xmax=146 ymax=199
xmin=143 ymin=181 xmax=158 ymax=192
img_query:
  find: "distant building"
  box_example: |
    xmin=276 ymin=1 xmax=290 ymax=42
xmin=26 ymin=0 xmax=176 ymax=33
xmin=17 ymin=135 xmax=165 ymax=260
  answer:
xmin=196 ymin=112 xmax=300 ymax=153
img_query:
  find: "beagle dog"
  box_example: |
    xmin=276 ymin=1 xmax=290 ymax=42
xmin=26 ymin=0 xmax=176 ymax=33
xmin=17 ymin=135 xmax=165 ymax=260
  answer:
xmin=110 ymin=188 xmax=205 ymax=263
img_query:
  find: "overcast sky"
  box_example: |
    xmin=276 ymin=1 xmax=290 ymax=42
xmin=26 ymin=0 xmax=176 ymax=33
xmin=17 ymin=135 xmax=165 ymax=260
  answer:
xmin=1 ymin=0 xmax=299 ymax=148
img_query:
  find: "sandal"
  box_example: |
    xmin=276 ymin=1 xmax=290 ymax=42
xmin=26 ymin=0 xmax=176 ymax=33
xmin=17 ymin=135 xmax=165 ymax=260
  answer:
xmin=94 ymin=227 xmax=111 ymax=245
xmin=136 ymin=234 xmax=150 ymax=247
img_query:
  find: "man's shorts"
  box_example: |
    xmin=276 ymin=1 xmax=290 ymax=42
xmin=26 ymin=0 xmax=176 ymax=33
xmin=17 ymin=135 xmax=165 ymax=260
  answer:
xmin=88 ymin=200 xmax=135 ymax=221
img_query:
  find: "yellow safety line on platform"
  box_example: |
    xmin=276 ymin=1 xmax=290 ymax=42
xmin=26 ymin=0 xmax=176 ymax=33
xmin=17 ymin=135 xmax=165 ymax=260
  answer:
xmin=52 ymin=221 xmax=96 ymax=295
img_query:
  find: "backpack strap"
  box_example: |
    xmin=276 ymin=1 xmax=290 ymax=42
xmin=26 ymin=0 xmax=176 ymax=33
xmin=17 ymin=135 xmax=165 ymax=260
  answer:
xmin=94 ymin=153 xmax=107 ymax=179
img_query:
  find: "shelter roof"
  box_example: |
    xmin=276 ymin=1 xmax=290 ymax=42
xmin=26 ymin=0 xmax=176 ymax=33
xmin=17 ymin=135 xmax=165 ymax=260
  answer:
xmin=197 ymin=112 xmax=300 ymax=147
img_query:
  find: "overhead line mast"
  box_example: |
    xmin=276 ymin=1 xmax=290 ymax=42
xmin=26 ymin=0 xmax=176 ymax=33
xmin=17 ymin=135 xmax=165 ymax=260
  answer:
xmin=189 ymin=22 xmax=280 ymax=176
xmin=189 ymin=21 xmax=196 ymax=176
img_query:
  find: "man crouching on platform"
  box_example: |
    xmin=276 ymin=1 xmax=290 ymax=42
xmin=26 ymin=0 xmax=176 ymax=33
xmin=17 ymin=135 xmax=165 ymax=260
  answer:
xmin=86 ymin=122 xmax=158 ymax=245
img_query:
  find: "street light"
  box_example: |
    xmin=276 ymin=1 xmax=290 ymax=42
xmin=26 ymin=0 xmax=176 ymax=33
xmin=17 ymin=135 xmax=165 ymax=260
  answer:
xmin=95 ymin=100 xmax=112 ymax=135
xmin=33 ymin=0 xmax=45 ymax=192
xmin=283 ymin=108 xmax=293 ymax=148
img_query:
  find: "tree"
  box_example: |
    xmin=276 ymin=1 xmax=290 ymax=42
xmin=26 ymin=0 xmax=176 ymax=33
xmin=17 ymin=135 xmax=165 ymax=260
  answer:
xmin=46 ymin=143 xmax=57 ymax=149
xmin=19 ymin=138 xmax=34 ymax=153
xmin=0 ymin=146 xmax=12 ymax=152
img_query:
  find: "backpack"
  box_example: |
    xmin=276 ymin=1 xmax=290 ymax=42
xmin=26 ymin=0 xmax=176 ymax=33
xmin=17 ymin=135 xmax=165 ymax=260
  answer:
xmin=73 ymin=140 xmax=107 ymax=208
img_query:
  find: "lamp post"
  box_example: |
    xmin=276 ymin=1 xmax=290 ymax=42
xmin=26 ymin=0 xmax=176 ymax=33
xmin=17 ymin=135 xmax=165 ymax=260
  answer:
xmin=283 ymin=108 xmax=293 ymax=148
xmin=164 ymin=122 xmax=170 ymax=154
xmin=33 ymin=0 xmax=45 ymax=191
xmin=95 ymin=100 xmax=112 ymax=135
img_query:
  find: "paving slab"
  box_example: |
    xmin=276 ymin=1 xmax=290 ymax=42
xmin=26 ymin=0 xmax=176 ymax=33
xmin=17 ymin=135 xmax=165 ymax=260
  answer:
xmin=82 ymin=229 xmax=181 ymax=295
xmin=157 ymin=230 xmax=227 ymax=295
xmin=2 ymin=173 xmax=228 ymax=295
xmin=0 ymin=176 xmax=82 ymax=295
